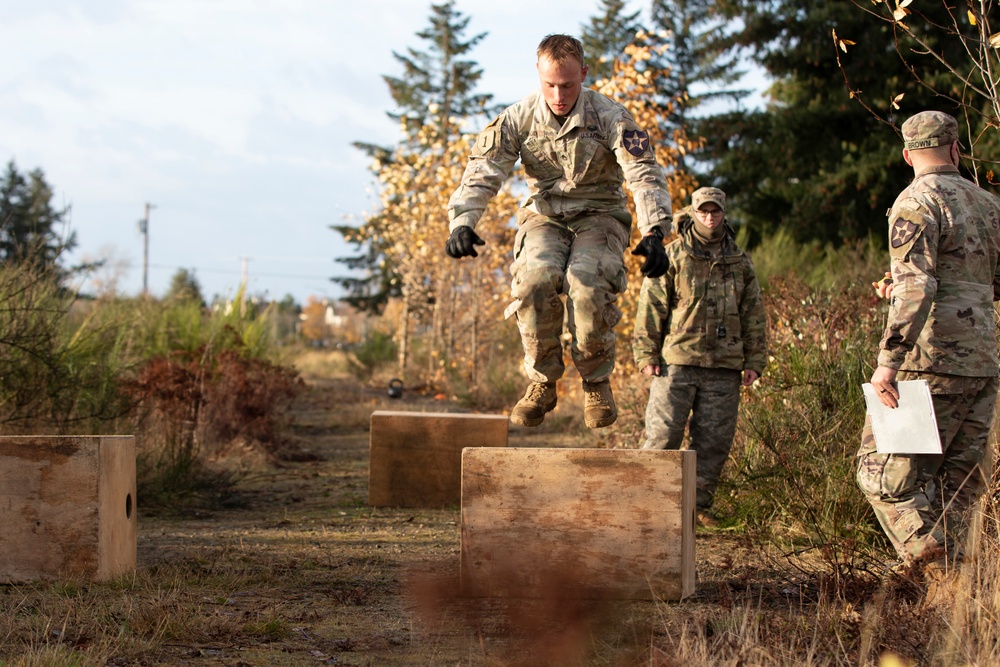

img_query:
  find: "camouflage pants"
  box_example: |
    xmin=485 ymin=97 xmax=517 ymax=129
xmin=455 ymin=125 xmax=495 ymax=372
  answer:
xmin=508 ymin=210 xmax=630 ymax=383
xmin=641 ymin=365 xmax=742 ymax=510
xmin=856 ymin=371 xmax=997 ymax=562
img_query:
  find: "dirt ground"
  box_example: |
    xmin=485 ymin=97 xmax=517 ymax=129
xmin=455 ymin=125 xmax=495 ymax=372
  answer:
xmin=133 ymin=377 xmax=808 ymax=666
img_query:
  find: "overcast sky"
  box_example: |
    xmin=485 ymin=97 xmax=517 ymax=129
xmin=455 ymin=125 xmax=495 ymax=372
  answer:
xmin=0 ymin=1 xmax=755 ymax=305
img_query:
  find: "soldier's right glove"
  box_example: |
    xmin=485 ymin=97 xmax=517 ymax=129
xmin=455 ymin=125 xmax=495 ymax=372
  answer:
xmin=631 ymin=228 xmax=669 ymax=277
xmin=445 ymin=225 xmax=485 ymax=258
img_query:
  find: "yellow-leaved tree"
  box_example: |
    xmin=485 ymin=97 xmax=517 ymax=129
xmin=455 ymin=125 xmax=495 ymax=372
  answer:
xmin=593 ymin=30 xmax=704 ymax=370
xmin=360 ymin=112 xmax=520 ymax=388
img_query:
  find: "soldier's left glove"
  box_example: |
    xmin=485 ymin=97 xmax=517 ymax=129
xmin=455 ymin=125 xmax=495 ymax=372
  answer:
xmin=445 ymin=225 xmax=485 ymax=258
xmin=631 ymin=227 xmax=668 ymax=277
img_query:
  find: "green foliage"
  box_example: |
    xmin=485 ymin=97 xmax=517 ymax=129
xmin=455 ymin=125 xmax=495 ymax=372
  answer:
xmin=649 ymin=0 xmax=750 ymax=121
xmin=739 ymin=226 xmax=886 ymax=290
xmin=351 ymin=329 xmax=397 ymax=377
xmin=0 ymin=246 xmax=304 ymax=512
xmin=116 ymin=294 xmax=303 ymax=513
xmin=382 ymin=0 xmax=493 ymax=141
xmin=0 ymin=161 xmax=76 ymax=269
xmin=0 ymin=262 xmax=131 ymax=432
xmin=580 ymin=0 xmax=643 ymax=82
xmin=698 ymin=0 xmax=968 ymax=245
xmin=126 ymin=288 xmax=275 ymax=361
xmin=336 ymin=1 xmax=496 ymax=317
xmin=243 ymin=615 xmax=292 ymax=641
xmin=717 ymin=272 xmax=890 ymax=566
xmin=330 ymin=222 xmax=402 ymax=316
xmin=165 ymin=267 xmax=205 ymax=306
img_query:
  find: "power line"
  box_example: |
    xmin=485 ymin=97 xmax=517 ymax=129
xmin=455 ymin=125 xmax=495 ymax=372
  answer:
xmin=148 ymin=263 xmax=336 ymax=280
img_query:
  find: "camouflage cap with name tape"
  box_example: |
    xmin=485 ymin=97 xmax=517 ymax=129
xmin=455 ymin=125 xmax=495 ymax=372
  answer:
xmin=901 ymin=111 xmax=959 ymax=150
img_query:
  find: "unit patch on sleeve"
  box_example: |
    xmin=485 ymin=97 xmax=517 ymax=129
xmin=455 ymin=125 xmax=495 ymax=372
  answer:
xmin=889 ymin=208 xmax=926 ymax=257
xmin=622 ymin=129 xmax=650 ymax=157
xmin=472 ymin=115 xmax=503 ymax=158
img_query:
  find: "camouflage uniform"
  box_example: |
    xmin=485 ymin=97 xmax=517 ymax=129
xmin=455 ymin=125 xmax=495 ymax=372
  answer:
xmin=632 ymin=203 xmax=767 ymax=510
xmin=856 ymin=111 xmax=1000 ymax=563
xmin=448 ymin=88 xmax=672 ymax=382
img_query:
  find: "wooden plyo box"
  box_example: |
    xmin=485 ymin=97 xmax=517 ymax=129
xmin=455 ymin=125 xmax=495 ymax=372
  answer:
xmin=461 ymin=447 xmax=696 ymax=600
xmin=369 ymin=411 xmax=508 ymax=508
xmin=0 ymin=436 xmax=136 ymax=582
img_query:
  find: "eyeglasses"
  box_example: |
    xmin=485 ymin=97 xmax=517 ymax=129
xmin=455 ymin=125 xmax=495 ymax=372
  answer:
xmin=695 ymin=208 xmax=724 ymax=217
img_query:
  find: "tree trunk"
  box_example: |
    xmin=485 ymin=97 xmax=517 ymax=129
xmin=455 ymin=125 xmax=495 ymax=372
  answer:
xmin=397 ymin=294 xmax=409 ymax=376
xmin=471 ymin=263 xmax=480 ymax=388
xmin=447 ymin=267 xmax=457 ymax=358
xmin=428 ymin=283 xmax=441 ymax=381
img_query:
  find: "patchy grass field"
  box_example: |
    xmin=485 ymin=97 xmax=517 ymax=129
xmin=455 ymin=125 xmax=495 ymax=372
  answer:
xmin=0 ymin=371 xmax=992 ymax=666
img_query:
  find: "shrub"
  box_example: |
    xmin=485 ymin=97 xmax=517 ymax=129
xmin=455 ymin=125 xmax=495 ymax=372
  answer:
xmin=119 ymin=316 xmax=303 ymax=513
xmin=0 ymin=263 xmax=132 ymax=433
xmin=718 ymin=273 xmax=890 ymax=571
xmin=351 ymin=329 xmax=397 ymax=378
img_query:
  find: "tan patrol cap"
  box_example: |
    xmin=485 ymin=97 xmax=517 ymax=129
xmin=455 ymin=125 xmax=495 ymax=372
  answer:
xmin=901 ymin=111 xmax=959 ymax=150
xmin=691 ymin=187 xmax=726 ymax=212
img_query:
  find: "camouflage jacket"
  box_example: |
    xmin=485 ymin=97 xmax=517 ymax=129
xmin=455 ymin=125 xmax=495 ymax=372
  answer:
xmin=878 ymin=164 xmax=1000 ymax=376
xmin=447 ymin=88 xmax=672 ymax=237
xmin=632 ymin=212 xmax=767 ymax=373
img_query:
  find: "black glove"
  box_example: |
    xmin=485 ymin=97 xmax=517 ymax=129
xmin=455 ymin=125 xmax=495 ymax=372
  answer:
xmin=445 ymin=225 xmax=485 ymax=258
xmin=631 ymin=228 xmax=669 ymax=277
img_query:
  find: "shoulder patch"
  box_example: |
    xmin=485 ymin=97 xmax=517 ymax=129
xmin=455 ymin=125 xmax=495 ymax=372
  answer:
xmin=889 ymin=207 xmax=926 ymax=257
xmin=472 ymin=115 xmax=503 ymax=158
xmin=622 ymin=129 xmax=650 ymax=157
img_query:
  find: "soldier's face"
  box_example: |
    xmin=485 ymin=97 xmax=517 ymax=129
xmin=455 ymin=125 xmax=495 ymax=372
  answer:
xmin=695 ymin=204 xmax=725 ymax=230
xmin=537 ymin=55 xmax=587 ymax=116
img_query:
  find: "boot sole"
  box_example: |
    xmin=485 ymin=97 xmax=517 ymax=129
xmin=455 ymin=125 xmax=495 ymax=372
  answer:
xmin=585 ymin=412 xmax=618 ymax=429
xmin=509 ymin=400 xmax=557 ymax=427
xmin=510 ymin=414 xmax=545 ymax=427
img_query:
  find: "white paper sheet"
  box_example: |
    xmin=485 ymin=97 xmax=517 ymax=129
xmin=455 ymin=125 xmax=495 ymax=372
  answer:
xmin=862 ymin=380 xmax=942 ymax=454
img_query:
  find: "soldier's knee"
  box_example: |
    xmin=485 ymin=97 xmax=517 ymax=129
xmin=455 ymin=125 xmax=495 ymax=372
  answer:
xmin=856 ymin=452 xmax=917 ymax=500
xmin=514 ymin=267 xmax=563 ymax=302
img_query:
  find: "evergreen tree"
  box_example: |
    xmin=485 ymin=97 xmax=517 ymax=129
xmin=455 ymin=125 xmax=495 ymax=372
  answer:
xmin=335 ymin=2 xmax=494 ymax=315
xmin=643 ymin=0 xmax=749 ymax=177
xmin=355 ymin=0 xmax=492 ymax=157
xmin=580 ymin=0 xmax=643 ymax=82
xmin=0 ymin=161 xmax=75 ymax=268
xmin=648 ymin=0 xmax=748 ymax=122
xmin=328 ymin=223 xmax=401 ymax=315
xmin=698 ymin=0 xmax=967 ymax=245
xmin=166 ymin=268 xmax=205 ymax=306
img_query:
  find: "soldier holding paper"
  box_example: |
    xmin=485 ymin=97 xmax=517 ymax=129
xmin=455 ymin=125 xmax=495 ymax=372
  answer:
xmin=857 ymin=110 xmax=1000 ymax=565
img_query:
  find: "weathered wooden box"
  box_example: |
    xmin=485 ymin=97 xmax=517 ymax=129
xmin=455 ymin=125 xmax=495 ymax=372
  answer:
xmin=0 ymin=436 xmax=136 ymax=582
xmin=369 ymin=411 xmax=508 ymax=508
xmin=461 ymin=447 xmax=696 ymax=600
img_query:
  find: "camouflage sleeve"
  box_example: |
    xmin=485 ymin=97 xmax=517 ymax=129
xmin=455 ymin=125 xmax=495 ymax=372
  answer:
xmin=739 ymin=257 xmax=768 ymax=374
xmin=632 ymin=273 xmax=671 ymax=369
xmin=447 ymin=113 xmax=521 ymax=232
xmin=876 ymin=197 xmax=940 ymax=369
xmin=611 ymin=117 xmax=672 ymax=237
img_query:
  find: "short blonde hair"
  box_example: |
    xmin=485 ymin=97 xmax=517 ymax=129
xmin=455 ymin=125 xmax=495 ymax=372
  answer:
xmin=537 ymin=34 xmax=585 ymax=66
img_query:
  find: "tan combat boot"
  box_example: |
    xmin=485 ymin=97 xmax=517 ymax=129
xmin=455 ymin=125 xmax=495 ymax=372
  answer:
xmin=583 ymin=380 xmax=617 ymax=428
xmin=510 ymin=382 xmax=558 ymax=427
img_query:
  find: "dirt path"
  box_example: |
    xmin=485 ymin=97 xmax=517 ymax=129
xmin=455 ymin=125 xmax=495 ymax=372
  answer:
xmin=135 ymin=379 xmax=778 ymax=666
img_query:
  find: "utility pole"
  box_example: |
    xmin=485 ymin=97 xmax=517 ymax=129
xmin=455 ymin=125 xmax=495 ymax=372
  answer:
xmin=138 ymin=202 xmax=156 ymax=296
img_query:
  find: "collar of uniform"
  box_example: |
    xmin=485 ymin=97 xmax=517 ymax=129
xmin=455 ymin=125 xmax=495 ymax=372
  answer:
xmin=532 ymin=89 xmax=587 ymax=137
xmin=914 ymin=164 xmax=960 ymax=178
xmin=555 ymin=93 xmax=588 ymax=140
